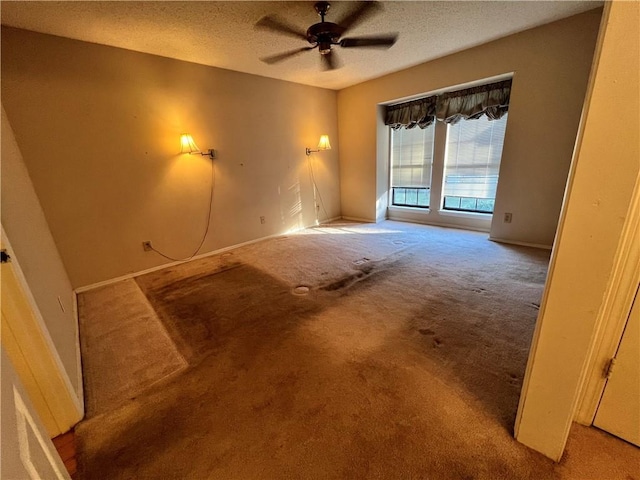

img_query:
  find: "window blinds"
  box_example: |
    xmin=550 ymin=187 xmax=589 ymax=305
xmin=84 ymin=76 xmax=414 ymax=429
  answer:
xmin=390 ymin=123 xmax=435 ymax=188
xmin=443 ymin=113 xmax=508 ymax=200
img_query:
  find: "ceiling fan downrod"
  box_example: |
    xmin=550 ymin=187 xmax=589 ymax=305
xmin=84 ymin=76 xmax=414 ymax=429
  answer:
xmin=309 ymin=1 xmax=340 ymax=55
xmin=314 ymin=1 xmax=331 ymax=23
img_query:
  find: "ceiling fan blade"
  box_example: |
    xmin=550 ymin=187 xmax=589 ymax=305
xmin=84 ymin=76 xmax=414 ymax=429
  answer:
xmin=255 ymin=15 xmax=308 ymax=41
xmin=336 ymin=1 xmax=382 ymax=33
xmin=340 ymin=34 xmax=398 ymax=49
xmin=321 ymin=51 xmax=340 ymax=71
xmin=260 ymin=47 xmax=315 ymax=65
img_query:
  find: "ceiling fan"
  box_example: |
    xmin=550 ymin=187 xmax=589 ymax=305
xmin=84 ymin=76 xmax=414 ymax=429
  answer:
xmin=256 ymin=1 xmax=398 ymax=71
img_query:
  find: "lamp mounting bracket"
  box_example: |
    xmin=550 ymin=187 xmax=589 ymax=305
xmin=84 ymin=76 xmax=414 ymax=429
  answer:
xmin=199 ymin=149 xmax=216 ymax=159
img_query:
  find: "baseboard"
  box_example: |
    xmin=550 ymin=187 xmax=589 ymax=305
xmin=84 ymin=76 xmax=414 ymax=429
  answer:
xmin=76 ymin=230 xmax=302 ymax=293
xmin=317 ymin=216 xmax=343 ymax=225
xmin=72 ymin=293 xmax=85 ymax=420
xmin=78 ymin=219 xmax=553 ymax=293
xmin=74 ymin=217 xmax=364 ymax=293
xmin=489 ymin=237 xmax=553 ymax=250
xmin=386 ymin=213 xmax=490 ymax=233
xmin=340 ymin=216 xmax=375 ymax=223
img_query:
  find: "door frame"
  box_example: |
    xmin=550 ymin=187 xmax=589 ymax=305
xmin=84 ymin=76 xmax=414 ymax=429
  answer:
xmin=575 ymin=175 xmax=640 ymax=424
xmin=514 ymin=0 xmax=640 ymax=460
xmin=1 ymin=229 xmax=83 ymax=436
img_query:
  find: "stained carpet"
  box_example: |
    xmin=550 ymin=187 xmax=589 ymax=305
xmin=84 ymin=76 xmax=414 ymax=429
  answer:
xmin=75 ymin=221 xmax=640 ymax=479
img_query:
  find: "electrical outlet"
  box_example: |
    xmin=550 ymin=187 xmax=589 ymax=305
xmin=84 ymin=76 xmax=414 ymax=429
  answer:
xmin=142 ymin=241 xmax=153 ymax=252
xmin=504 ymin=213 xmax=513 ymax=224
xmin=260 ymin=216 xmax=265 ymax=224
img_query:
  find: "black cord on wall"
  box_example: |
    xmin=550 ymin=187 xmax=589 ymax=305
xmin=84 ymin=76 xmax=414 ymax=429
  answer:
xmin=307 ymin=153 xmax=330 ymax=223
xmin=150 ymin=159 xmax=216 ymax=262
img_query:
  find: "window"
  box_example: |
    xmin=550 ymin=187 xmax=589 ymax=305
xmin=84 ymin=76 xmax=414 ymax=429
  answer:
xmin=389 ymin=124 xmax=435 ymax=208
xmin=385 ymin=79 xmax=511 ymax=220
xmin=442 ymin=114 xmax=508 ymax=214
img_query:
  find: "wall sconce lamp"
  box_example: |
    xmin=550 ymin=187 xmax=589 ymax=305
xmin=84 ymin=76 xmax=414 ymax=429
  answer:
xmin=180 ymin=133 xmax=216 ymax=159
xmin=306 ymin=135 xmax=332 ymax=156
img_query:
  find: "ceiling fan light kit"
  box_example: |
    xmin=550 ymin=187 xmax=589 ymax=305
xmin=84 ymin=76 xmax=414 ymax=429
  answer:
xmin=256 ymin=1 xmax=398 ymax=71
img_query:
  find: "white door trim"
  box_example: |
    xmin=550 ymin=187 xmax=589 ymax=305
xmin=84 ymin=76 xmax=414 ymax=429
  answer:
xmin=1 ymin=227 xmax=84 ymax=429
xmin=575 ymin=174 xmax=640 ymax=424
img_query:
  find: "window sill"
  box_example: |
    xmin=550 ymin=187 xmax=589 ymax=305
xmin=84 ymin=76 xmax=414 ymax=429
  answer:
xmin=388 ymin=205 xmax=431 ymax=213
xmin=437 ymin=209 xmax=492 ymax=218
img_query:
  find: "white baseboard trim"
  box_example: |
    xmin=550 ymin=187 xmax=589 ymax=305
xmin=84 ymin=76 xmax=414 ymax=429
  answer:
xmin=72 ymin=293 xmax=84 ymax=419
xmin=317 ymin=216 xmax=343 ymax=225
xmin=387 ymin=214 xmax=490 ymax=233
xmin=76 ymin=224 xmax=322 ymax=293
xmin=489 ymin=236 xmax=553 ymax=250
xmin=340 ymin=216 xmax=375 ymax=223
xmin=76 ymin=219 xmax=553 ymax=294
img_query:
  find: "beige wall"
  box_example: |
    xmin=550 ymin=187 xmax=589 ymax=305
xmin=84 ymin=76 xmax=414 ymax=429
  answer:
xmin=337 ymin=10 xmax=601 ymax=246
xmin=515 ymin=0 xmax=639 ymax=460
xmin=1 ymin=27 xmax=340 ymax=288
xmin=1 ymin=106 xmax=81 ymax=400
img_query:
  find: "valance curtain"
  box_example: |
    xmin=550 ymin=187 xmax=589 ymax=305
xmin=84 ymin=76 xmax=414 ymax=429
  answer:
xmin=384 ymin=96 xmax=437 ymax=130
xmin=384 ymin=79 xmax=512 ymax=130
xmin=436 ymin=79 xmax=512 ymax=125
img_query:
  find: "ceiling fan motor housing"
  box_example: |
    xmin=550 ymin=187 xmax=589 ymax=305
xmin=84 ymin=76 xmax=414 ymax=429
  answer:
xmin=307 ymin=22 xmax=344 ymax=54
xmin=257 ymin=0 xmax=396 ymax=69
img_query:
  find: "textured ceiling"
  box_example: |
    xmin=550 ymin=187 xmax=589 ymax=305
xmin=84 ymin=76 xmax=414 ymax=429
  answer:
xmin=1 ymin=1 xmax=602 ymax=90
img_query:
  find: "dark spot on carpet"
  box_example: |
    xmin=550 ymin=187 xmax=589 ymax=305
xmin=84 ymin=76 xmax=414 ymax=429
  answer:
xmin=418 ymin=328 xmax=435 ymax=336
xmin=319 ymin=258 xmax=406 ymax=294
xmin=359 ymin=263 xmax=375 ymax=274
xmin=408 ymin=289 xmax=540 ymax=429
xmin=321 ymin=271 xmax=367 ymax=291
xmin=136 ymin=263 xmax=321 ymax=364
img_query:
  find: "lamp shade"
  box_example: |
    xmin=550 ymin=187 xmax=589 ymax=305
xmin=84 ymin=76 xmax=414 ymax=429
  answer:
xmin=180 ymin=133 xmax=200 ymax=154
xmin=317 ymin=135 xmax=331 ymax=151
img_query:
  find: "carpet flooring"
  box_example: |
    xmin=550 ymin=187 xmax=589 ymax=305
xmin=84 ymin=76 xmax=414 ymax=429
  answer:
xmin=78 ymin=279 xmax=187 ymax=416
xmin=75 ymin=221 xmax=640 ymax=479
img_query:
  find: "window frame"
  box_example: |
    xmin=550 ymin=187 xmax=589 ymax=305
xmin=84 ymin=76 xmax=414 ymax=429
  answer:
xmin=439 ymin=113 xmax=508 ymax=215
xmin=387 ymin=114 xmax=509 ymax=219
xmin=388 ymin=123 xmax=436 ymax=210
